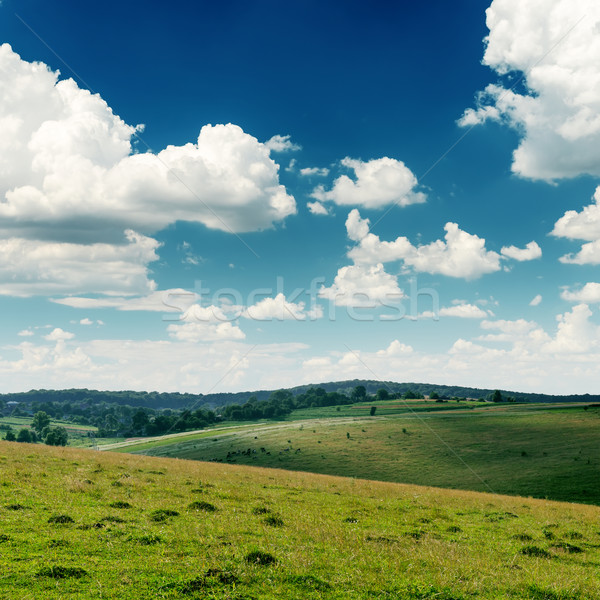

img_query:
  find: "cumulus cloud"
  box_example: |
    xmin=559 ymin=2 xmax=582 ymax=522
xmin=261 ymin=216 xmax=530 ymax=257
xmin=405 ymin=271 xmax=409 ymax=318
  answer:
xmin=529 ymin=294 xmax=542 ymax=306
xmin=300 ymin=167 xmax=329 ymax=177
xmin=552 ymin=187 xmax=600 ymax=241
xmin=376 ymin=340 xmax=413 ymax=356
xmin=422 ymin=303 xmax=489 ymax=319
xmin=552 ymin=187 xmax=600 ymax=264
xmin=561 ymin=282 xmax=600 ymax=303
xmin=559 ymin=240 xmax=600 ymax=265
xmin=0 ymin=230 xmax=159 ymax=296
xmin=307 ymin=201 xmax=329 ymax=216
xmin=243 ymin=293 xmax=323 ymax=321
xmin=459 ymin=0 xmax=600 ymax=180
xmin=346 ymin=210 xmax=501 ymax=280
xmin=264 ymin=134 xmax=301 ymax=153
xmin=0 ymin=45 xmax=297 ymax=296
xmin=311 ymin=157 xmax=426 ymax=209
xmin=44 ymin=328 xmax=75 ymax=341
xmin=544 ymin=303 xmax=599 ymax=353
xmin=18 ymin=329 xmax=34 ymax=337
xmin=319 ymin=263 xmax=404 ymax=307
xmin=500 ymin=241 xmax=542 ymax=261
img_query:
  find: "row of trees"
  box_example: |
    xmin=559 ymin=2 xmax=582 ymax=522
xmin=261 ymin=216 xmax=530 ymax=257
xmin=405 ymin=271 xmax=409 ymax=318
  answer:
xmin=2 ymin=411 xmax=68 ymax=446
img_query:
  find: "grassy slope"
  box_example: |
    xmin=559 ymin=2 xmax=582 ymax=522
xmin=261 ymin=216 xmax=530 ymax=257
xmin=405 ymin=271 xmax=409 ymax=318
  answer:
xmin=119 ymin=402 xmax=600 ymax=505
xmin=1 ymin=441 xmax=600 ymax=600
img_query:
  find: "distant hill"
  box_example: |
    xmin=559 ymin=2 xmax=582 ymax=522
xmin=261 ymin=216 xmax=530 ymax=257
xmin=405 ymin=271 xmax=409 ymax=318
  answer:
xmin=1 ymin=380 xmax=599 ymax=411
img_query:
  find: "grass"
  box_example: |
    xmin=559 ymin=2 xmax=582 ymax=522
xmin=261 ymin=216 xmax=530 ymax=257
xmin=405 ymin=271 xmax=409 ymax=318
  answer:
xmin=117 ymin=402 xmax=600 ymax=505
xmin=1 ymin=440 xmax=600 ymax=599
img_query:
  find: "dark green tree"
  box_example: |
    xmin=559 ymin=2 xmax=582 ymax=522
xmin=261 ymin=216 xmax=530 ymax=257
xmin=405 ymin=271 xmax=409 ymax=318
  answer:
xmin=376 ymin=388 xmax=389 ymax=401
xmin=32 ymin=411 xmax=51 ymax=434
xmin=43 ymin=426 xmax=68 ymax=446
xmin=351 ymin=385 xmax=367 ymax=402
xmin=16 ymin=428 xmax=32 ymax=443
xmin=4 ymin=429 xmax=16 ymax=442
xmin=491 ymin=390 xmax=503 ymax=403
xmin=370 ymin=406 xmax=377 ymax=416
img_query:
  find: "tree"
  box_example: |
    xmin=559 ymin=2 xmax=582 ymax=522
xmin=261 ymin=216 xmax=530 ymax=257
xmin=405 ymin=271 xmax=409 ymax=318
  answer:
xmin=16 ymin=428 xmax=32 ymax=443
xmin=32 ymin=411 xmax=51 ymax=434
xmin=4 ymin=429 xmax=16 ymax=442
xmin=43 ymin=426 xmax=68 ymax=446
xmin=491 ymin=390 xmax=503 ymax=403
xmin=351 ymin=385 xmax=367 ymax=402
xmin=430 ymin=392 xmax=439 ymax=400
xmin=370 ymin=406 xmax=377 ymax=416
xmin=376 ymin=388 xmax=389 ymax=401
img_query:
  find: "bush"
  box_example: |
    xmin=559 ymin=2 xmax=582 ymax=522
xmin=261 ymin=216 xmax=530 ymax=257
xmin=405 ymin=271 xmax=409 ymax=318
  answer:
xmin=263 ymin=515 xmax=284 ymax=527
xmin=48 ymin=515 xmax=75 ymax=524
xmin=109 ymin=501 xmax=132 ymax=509
xmin=188 ymin=501 xmax=217 ymax=512
xmin=245 ymin=550 xmax=277 ymax=565
xmin=36 ymin=565 xmax=88 ymax=579
xmin=520 ymin=545 xmax=550 ymax=558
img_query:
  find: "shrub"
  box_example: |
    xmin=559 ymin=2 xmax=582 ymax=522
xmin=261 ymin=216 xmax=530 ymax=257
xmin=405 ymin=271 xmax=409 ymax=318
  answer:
xmin=36 ymin=565 xmax=88 ymax=579
xmin=252 ymin=506 xmax=270 ymax=515
xmin=109 ymin=501 xmax=132 ymax=509
xmin=520 ymin=545 xmax=550 ymax=558
xmin=263 ymin=515 xmax=284 ymax=527
xmin=150 ymin=509 xmax=179 ymax=522
xmin=245 ymin=550 xmax=277 ymax=566
xmin=48 ymin=515 xmax=74 ymax=524
xmin=188 ymin=501 xmax=217 ymax=512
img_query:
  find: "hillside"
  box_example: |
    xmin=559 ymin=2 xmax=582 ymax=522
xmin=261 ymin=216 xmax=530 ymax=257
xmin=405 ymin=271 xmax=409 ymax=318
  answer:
xmin=118 ymin=400 xmax=600 ymax=505
xmin=1 ymin=440 xmax=599 ymax=599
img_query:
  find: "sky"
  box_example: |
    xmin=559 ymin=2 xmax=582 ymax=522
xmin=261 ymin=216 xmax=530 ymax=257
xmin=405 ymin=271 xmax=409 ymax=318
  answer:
xmin=1 ymin=0 xmax=600 ymax=395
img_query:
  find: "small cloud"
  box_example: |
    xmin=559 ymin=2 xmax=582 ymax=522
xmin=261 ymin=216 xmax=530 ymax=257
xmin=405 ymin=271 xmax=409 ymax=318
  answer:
xmin=307 ymin=201 xmax=329 ymax=216
xmin=44 ymin=327 xmax=75 ymax=341
xmin=79 ymin=318 xmax=93 ymax=325
xmin=285 ymin=158 xmax=297 ymax=172
xmin=529 ymin=294 xmax=542 ymax=306
xmin=300 ymin=167 xmax=330 ymax=177
xmin=18 ymin=329 xmax=34 ymax=337
xmin=561 ymin=282 xmax=600 ymax=303
xmin=265 ymin=134 xmax=301 ymax=153
xmin=500 ymin=241 xmax=542 ymax=261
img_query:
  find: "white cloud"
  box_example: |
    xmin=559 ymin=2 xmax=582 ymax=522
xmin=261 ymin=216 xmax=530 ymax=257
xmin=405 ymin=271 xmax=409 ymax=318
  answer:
xmin=561 ymin=282 xmax=600 ymax=303
xmin=0 ymin=230 xmax=159 ymax=297
xmin=0 ymin=44 xmax=296 ymax=243
xmin=319 ymin=263 xmax=404 ymax=307
xmin=544 ymin=303 xmax=598 ymax=353
xmin=376 ymin=339 xmax=413 ymax=356
xmin=44 ymin=327 xmax=75 ymax=341
xmin=311 ymin=157 xmax=426 ymax=209
xmin=307 ymin=201 xmax=329 ymax=216
xmin=243 ymin=293 xmax=323 ymax=321
xmin=500 ymin=241 xmax=542 ymax=261
xmin=52 ymin=289 xmax=197 ymax=312
xmin=79 ymin=318 xmax=93 ymax=325
xmin=529 ymin=294 xmax=542 ymax=306
xmin=167 ymin=321 xmax=245 ymax=343
xmin=300 ymin=167 xmax=329 ymax=177
xmin=17 ymin=329 xmax=34 ymax=337
xmin=552 ymin=187 xmax=600 ymax=241
xmin=459 ymin=0 xmax=600 ymax=180
xmin=347 ymin=213 xmax=501 ymax=280
xmin=422 ymin=303 xmax=489 ymax=319
xmin=559 ymin=239 xmax=600 ymax=265
xmin=264 ymin=134 xmax=301 ymax=153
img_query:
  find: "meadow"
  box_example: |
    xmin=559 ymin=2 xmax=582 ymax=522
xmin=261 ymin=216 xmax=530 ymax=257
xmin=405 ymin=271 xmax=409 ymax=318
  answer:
xmin=116 ymin=401 xmax=600 ymax=505
xmin=1 ymin=440 xmax=599 ymax=599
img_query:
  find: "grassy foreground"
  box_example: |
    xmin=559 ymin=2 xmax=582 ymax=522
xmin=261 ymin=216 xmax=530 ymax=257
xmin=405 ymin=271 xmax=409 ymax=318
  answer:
xmin=1 ymin=441 xmax=600 ymax=599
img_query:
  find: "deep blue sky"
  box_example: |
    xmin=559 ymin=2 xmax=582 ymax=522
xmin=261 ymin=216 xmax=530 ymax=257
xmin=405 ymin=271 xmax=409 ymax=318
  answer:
xmin=1 ymin=0 xmax=599 ymax=394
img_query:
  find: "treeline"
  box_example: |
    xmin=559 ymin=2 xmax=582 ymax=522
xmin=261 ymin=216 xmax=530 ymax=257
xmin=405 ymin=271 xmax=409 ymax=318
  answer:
xmin=221 ymin=387 xmax=354 ymax=421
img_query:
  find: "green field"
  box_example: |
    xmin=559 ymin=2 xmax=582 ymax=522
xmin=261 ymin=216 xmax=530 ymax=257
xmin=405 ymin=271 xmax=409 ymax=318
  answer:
xmin=0 ymin=415 xmax=99 ymax=447
xmin=115 ymin=401 xmax=600 ymax=505
xmin=2 ymin=440 xmax=600 ymax=599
